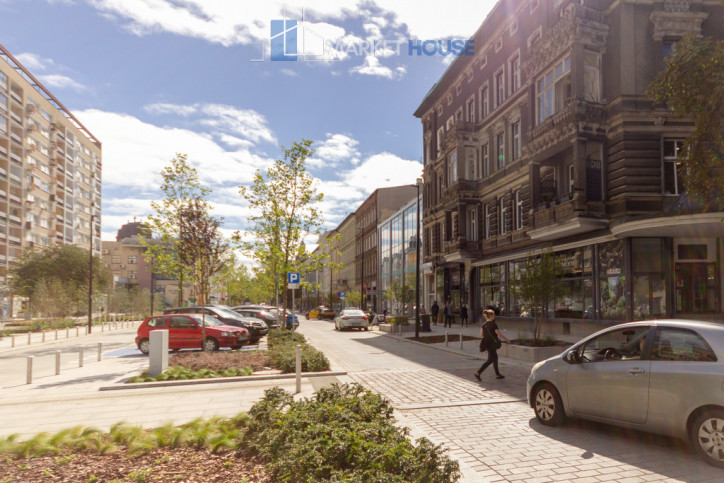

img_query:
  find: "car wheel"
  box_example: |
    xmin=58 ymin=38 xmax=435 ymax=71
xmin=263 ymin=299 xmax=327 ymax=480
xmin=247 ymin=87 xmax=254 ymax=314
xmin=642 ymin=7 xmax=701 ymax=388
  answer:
xmin=364 ymin=327 xmax=369 ymax=331
xmin=138 ymin=338 xmax=150 ymax=355
xmin=691 ymin=408 xmax=724 ymax=468
xmin=533 ymin=382 xmax=566 ymax=426
xmin=203 ymin=337 xmax=219 ymax=352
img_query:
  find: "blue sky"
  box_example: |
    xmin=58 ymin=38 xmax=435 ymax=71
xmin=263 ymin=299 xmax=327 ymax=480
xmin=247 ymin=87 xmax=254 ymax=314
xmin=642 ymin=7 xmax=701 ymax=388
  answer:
xmin=1 ymin=0 xmax=498 ymax=248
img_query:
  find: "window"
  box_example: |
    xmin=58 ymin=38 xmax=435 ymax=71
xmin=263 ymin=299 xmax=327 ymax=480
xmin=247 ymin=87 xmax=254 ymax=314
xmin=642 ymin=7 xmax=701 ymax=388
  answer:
xmin=509 ymin=19 xmax=518 ymax=36
xmin=515 ymin=190 xmax=524 ymax=230
xmin=112 ymin=256 xmax=121 ymax=264
xmin=651 ymin=327 xmax=717 ymax=362
xmin=663 ymin=41 xmax=675 ymax=60
xmin=455 ymin=107 xmax=463 ymax=122
xmin=528 ymin=26 xmax=542 ymax=49
xmin=577 ymin=326 xmax=651 ymax=363
xmin=147 ymin=317 xmax=168 ymax=328
xmin=479 ymin=84 xmax=489 ymax=119
xmin=466 ymin=96 xmax=476 ymax=123
xmin=510 ymin=53 xmax=521 ymax=93
xmin=128 ymin=255 xmax=138 ymax=264
xmin=568 ymin=165 xmax=575 ymax=194
xmin=537 ymin=56 xmax=571 ymax=124
xmin=499 ymin=197 xmax=507 ymax=235
xmin=446 ymin=116 xmax=454 ymax=131
xmin=496 ymin=132 xmax=505 ymax=169
xmin=129 ymin=271 xmax=137 ymax=279
xmin=170 ymin=316 xmax=196 ymax=329
xmin=436 ymin=127 xmax=445 ymax=157
xmin=466 ymin=206 xmax=478 ymax=241
xmin=484 ymin=205 xmax=492 ymax=239
xmin=583 ymin=51 xmax=601 ymax=102
xmin=511 ymin=121 xmax=521 ymax=161
xmin=465 ymin=147 xmax=477 ymax=180
xmin=447 ymin=152 xmax=457 ymax=185
xmin=495 ymin=37 xmax=503 ymax=53
xmin=495 ymin=68 xmax=506 ymax=107
xmin=663 ymin=139 xmax=685 ymax=194
xmin=482 ymin=143 xmax=489 ymax=178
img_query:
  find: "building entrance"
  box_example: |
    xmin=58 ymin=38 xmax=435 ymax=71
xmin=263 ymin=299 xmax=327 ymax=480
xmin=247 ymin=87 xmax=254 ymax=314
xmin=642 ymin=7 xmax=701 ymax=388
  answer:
xmin=675 ymin=262 xmax=717 ymax=313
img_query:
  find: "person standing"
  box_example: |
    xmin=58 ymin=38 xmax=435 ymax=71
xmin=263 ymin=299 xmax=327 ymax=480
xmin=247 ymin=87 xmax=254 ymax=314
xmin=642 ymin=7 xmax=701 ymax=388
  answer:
xmin=443 ymin=301 xmax=453 ymax=328
xmin=460 ymin=304 xmax=469 ymax=327
xmin=474 ymin=309 xmax=511 ymax=380
xmin=430 ymin=301 xmax=440 ymax=326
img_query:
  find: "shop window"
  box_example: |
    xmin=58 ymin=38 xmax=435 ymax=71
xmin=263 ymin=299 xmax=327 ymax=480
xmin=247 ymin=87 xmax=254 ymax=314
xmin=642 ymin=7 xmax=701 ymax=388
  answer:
xmin=537 ymin=56 xmax=571 ymax=124
xmin=663 ymin=138 xmax=685 ymax=195
xmin=599 ymin=240 xmax=627 ymax=320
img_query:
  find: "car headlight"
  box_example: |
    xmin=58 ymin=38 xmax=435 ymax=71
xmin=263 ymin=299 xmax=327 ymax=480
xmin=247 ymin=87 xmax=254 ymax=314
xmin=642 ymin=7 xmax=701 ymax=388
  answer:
xmin=221 ymin=331 xmax=234 ymax=336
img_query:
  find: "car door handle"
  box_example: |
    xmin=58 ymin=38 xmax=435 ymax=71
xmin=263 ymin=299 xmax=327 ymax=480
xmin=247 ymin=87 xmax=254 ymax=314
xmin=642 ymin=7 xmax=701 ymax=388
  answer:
xmin=627 ymin=368 xmax=646 ymax=375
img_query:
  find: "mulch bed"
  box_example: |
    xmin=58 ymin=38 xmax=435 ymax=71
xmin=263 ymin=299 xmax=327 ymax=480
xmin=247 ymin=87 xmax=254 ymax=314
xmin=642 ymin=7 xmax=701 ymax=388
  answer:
xmin=168 ymin=351 xmax=273 ymax=372
xmin=408 ymin=334 xmax=480 ymax=344
xmin=0 ymin=447 xmax=270 ymax=482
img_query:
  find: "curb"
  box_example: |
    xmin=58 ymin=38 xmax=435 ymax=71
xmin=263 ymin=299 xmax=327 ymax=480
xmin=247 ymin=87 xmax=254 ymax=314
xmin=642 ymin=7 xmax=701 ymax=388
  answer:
xmin=99 ymin=370 xmax=348 ymax=391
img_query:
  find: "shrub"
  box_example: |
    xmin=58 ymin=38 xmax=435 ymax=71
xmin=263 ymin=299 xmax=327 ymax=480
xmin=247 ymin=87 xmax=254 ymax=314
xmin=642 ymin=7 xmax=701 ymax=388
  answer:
xmin=388 ymin=316 xmax=409 ymax=325
xmin=267 ymin=330 xmax=330 ymax=373
xmin=242 ymin=384 xmax=460 ymax=482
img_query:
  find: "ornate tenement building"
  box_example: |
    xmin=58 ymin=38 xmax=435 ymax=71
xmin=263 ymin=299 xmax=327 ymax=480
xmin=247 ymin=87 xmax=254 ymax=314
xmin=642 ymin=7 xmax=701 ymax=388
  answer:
xmin=414 ymin=0 xmax=724 ymax=332
xmin=0 ymin=44 xmax=102 ymax=316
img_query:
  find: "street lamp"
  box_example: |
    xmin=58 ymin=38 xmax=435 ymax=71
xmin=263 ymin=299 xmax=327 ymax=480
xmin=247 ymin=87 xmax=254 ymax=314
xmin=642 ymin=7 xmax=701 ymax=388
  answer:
xmin=415 ymin=177 xmax=422 ymax=340
xmin=88 ymin=205 xmax=96 ymax=334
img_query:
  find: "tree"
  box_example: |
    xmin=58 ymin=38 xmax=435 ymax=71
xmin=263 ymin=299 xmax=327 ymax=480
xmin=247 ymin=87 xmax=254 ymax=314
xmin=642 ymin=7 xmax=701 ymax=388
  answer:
xmin=510 ymin=248 xmax=566 ymax=344
xmin=142 ymin=154 xmax=212 ymax=307
xmin=10 ymin=245 xmax=110 ymax=317
xmin=178 ymin=197 xmax=231 ymax=347
xmin=213 ymin=256 xmax=271 ymax=305
xmin=383 ymin=278 xmax=413 ymax=317
xmin=344 ymin=289 xmax=362 ymax=308
xmin=238 ymin=139 xmax=325 ymax=316
xmin=648 ymin=34 xmax=724 ymax=206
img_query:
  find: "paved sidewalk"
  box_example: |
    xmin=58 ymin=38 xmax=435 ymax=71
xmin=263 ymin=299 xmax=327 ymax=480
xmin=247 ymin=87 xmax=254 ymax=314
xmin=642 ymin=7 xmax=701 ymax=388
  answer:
xmin=0 ymin=320 xmax=138 ymax=353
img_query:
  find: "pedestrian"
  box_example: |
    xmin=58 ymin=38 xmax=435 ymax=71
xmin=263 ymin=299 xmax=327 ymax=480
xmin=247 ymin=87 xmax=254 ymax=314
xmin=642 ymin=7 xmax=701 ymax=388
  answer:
xmin=474 ymin=309 xmax=511 ymax=381
xmin=443 ymin=301 xmax=453 ymax=328
xmin=430 ymin=301 xmax=440 ymax=325
xmin=460 ymin=303 xmax=469 ymax=326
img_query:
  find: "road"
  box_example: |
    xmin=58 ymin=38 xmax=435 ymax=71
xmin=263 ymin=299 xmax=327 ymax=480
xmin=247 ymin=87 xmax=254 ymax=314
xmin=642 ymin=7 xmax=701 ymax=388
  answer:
xmin=297 ymin=318 xmax=722 ymax=482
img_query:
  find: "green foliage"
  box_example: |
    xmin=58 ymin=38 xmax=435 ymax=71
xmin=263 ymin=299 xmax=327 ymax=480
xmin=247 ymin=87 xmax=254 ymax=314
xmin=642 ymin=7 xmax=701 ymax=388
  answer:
xmin=383 ymin=279 xmax=413 ymax=316
xmin=388 ymin=316 xmax=410 ymax=325
xmin=10 ymin=245 xmax=110 ymax=317
xmin=128 ymin=365 xmax=253 ymax=383
xmin=242 ymin=384 xmax=460 ymax=482
xmin=343 ymin=289 xmax=362 ymax=308
xmin=648 ymin=34 xmax=724 ymax=206
xmin=511 ymin=248 xmax=566 ymax=343
xmin=267 ymin=330 xmax=330 ymax=373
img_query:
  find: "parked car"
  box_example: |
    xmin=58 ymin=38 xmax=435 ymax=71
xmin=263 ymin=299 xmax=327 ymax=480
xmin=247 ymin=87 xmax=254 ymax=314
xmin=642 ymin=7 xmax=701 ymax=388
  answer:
xmin=527 ymin=320 xmax=724 ymax=468
xmin=334 ymin=309 xmax=370 ymax=331
xmin=163 ymin=305 xmax=268 ymax=343
xmin=306 ymin=306 xmax=335 ymax=320
xmin=231 ymin=306 xmax=279 ymax=329
xmin=135 ymin=314 xmax=249 ymax=354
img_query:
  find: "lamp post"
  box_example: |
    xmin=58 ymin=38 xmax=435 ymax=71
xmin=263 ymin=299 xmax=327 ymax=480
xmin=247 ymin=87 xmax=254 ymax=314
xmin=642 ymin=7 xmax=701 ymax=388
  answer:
xmin=415 ymin=178 xmax=422 ymax=340
xmin=88 ymin=209 xmax=96 ymax=334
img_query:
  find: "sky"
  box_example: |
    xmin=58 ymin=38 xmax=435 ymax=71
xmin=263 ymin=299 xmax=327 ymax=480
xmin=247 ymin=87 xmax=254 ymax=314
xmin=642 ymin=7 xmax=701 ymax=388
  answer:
xmin=1 ymin=0 xmax=498 ymax=249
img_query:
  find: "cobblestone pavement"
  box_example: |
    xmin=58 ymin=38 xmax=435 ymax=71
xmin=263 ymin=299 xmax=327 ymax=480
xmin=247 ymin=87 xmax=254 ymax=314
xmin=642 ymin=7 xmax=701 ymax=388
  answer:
xmin=298 ymin=320 xmax=723 ymax=482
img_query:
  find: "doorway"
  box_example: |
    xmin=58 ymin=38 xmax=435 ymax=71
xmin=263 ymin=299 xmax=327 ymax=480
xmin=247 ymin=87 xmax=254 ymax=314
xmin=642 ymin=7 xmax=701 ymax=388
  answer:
xmin=675 ymin=262 xmax=717 ymax=313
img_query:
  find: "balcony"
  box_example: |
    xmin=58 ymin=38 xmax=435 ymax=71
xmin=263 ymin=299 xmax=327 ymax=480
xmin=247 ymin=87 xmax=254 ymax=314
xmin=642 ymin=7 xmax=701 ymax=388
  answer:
xmin=527 ymin=100 xmax=605 ymax=154
xmin=528 ymin=198 xmax=608 ymax=241
xmin=441 ymin=179 xmax=478 ymax=206
xmin=442 ymin=237 xmax=482 ymax=262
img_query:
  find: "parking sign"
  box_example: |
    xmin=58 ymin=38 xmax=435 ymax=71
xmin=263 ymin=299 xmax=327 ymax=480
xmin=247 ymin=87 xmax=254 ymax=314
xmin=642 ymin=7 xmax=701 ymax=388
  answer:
xmin=287 ymin=272 xmax=300 ymax=289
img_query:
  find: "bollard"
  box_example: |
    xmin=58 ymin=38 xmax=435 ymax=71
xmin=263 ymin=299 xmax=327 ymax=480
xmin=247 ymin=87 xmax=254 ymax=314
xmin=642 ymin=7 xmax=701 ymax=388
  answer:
xmin=76 ymin=326 xmax=79 ymax=336
xmin=26 ymin=356 xmax=33 ymax=384
xmin=28 ymin=331 xmax=31 ymax=345
xmin=101 ymin=323 xmax=104 ymax=333
xmin=55 ymin=350 xmax=61 ymax=375
xmin=85 ymin=326 xmax=88 ymax=335
xmin=11 ymin=334 xmax=15 ymax=348
xmin=295 ymin=344 xmax=302 ymax=394
xmin=42 ymin=331 xmax=46 ymax=343
xmin=55 ymin=329 xmax=58 ymax=340
xmin=79 ymin=346 xmax=84 ymax=367
xmin=445 ymin=332 xmax=449 ymax=346
xmin=98 ymin=342 xmax=102 ymax=361
xmin=460 ymin=332 xmax=463 ymax=350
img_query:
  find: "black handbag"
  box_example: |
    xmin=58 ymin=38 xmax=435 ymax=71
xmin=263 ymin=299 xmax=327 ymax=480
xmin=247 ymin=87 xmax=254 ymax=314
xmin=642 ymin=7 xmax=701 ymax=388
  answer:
xmin=479 ymin=338 xmax=487 ymax=352
xmin=482 ymin=323 xmax=502 ymax=350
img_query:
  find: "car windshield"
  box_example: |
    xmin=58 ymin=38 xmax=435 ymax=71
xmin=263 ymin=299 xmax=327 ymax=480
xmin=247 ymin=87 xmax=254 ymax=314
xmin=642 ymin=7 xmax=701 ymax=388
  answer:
xmin=211 ymin=306 xmax=244 ymax=318
xmin=190 ymin=315 xmax=224 ymax=326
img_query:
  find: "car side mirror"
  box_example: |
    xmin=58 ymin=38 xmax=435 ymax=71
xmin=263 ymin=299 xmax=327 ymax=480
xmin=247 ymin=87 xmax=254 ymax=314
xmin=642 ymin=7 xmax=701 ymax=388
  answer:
xmin=565 ymin=350 xmax=581 ymax=364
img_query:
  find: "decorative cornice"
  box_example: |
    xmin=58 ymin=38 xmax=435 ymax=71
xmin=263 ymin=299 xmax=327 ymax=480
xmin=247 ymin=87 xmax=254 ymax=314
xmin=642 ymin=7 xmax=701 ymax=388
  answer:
xmin=649 ymin=8 xmax=708 ymax=40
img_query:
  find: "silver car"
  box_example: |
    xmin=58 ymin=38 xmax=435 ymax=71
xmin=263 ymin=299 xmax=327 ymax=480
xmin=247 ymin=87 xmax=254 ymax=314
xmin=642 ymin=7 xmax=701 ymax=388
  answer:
xmin=527 ymin=320 xmax=724 ymax=468
xmin=334 ymin=309 xmax=370 ymax=331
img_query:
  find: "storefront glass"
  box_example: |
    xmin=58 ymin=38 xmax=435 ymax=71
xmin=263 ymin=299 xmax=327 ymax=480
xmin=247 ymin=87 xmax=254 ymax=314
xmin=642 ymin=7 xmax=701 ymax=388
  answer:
xmin=599 ymin=240 xmax=627 ymax=320
xmin=480 ymin=263 xmax=506 ymax=315
xmin=632 ymin=238 xmax=666 ymax=320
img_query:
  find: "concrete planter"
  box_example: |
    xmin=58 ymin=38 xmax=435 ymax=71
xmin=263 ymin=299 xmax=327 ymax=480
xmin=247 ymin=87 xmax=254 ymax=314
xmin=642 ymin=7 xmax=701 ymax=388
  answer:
xmin=378 ymin=323 xmax=415 ymax=333
xmin=498 ymin=343 xmax=567 ymax=363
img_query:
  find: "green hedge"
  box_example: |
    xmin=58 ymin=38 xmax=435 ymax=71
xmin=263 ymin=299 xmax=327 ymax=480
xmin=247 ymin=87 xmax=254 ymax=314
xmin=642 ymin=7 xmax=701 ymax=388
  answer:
xmin=242 ymin=384 xmax=460 ymax=482
xmin=267 ymin=330 xmax=330 ymax=373
xmin=388 ymin=316 xmax=410 ymax=325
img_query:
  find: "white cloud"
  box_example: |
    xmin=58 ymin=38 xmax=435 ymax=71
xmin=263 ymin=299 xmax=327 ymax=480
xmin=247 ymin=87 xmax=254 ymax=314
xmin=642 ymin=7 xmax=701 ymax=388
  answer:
xmin=309 ymin=133 xmax=360 ymax=168
xmin=15 ymin=52 xmax=54 ymax=71
xmin=350 ymin=55 xmax=403 ymax=79
xmin=144 ymin=102 xmax=197 ymax=117
xmin=38 ymin=74 xmax=87 ymax=91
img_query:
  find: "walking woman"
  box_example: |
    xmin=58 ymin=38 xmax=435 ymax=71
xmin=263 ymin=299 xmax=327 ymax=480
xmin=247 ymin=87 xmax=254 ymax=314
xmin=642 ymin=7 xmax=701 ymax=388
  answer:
xmin=474 ymin=309 xmax=511 ymax=380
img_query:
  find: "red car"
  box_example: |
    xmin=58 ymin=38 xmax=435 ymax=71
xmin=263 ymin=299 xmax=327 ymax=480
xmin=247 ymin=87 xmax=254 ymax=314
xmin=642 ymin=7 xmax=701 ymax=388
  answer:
xmin=135 ymin=314 xmax=249 ymax=354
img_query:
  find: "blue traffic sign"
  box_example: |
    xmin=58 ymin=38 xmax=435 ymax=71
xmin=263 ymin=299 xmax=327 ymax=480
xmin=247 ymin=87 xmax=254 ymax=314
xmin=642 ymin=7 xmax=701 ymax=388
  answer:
xmin=287 ymin=272 xmax=300 ymax=284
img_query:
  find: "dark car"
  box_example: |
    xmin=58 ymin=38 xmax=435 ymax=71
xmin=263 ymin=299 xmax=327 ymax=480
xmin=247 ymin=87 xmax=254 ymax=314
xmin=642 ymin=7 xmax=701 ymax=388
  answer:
xmin=136 ymin=314 xmax=249 ymax=353
xmin=163 ymin=305 xmax=268 ymax=344
xmin=232 ymin=306 xmax=279 ymax=329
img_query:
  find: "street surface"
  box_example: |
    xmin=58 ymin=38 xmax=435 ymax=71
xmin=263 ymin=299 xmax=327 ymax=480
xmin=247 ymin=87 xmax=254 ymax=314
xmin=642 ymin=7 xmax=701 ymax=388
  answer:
xmin=297 ymin=318 xmax=723 ymax=482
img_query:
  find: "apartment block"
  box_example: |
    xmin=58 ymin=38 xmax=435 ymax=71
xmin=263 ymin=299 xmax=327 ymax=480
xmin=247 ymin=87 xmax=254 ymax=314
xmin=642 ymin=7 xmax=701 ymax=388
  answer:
xmin=415 ymin=0 xmax=724 ymax=330
xmin=0 ymin=44 xmax=102 ymax=315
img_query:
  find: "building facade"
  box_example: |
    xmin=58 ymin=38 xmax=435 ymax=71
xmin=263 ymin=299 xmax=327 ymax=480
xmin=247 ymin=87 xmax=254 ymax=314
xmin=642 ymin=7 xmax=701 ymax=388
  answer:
xmin=336 ymin=212 xmax=357 ymax=305
xmin=415 ymin=0 xmax=724 ymax=331
xmin=0 ymin=44 xmax=102 ymax=316
xmin=356 ymin=185 xmax=419 ymax=312
xmin=378 ymin=190 xmax=425 ymax=317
